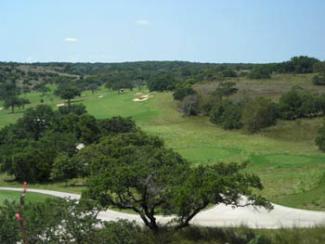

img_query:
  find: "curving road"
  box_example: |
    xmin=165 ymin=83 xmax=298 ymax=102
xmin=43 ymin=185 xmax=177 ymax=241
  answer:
xmin=1 ymin=187 xmax=325 ymax=229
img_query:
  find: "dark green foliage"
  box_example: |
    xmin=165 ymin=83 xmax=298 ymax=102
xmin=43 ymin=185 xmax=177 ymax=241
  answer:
xmin=278 ymin=88 xmax=323 ymax=120
xmin=289 ymin=56 xmax=319 ymax=73
xmin=78 ymin=76 xmax=102 ymax=93
xmin=50 ymin=153 xmax=85 ymax=181
xmin=222 ymin=69 xmax=237 ymax=77
xmin=0 ymin=81 xmax=28 ymax=113
xmin=54 ymin=82 xmax=81 ymax=107
xmin=147 ymin=73 xmax=177 ymax=91
xmin=276 ymin=56 xmax=320 ymax=74
xmin=77 ymin=114 xmax=100 ymax=144
xmin=316 ymin=122 xmax=325 ymax=152
xmin=0 ymin=105 xmax=143 ymax=182
xmin=210 ymin=100 xmax=243 ymax=129
xmin=3 ymin=96 xmax=30 ymax=113
xmin=180 ymin=95 xmax=199 ymax=116
xmin=248 ymin=66 xmax=271 ymax=79
xmin=0 ymin=200 xmax=19 ymax=243
xmin=58 ymin=103 xmax=87 ymax=115
xmin=173 ymin=87 xmax=196 ymax=101
xmin=2 ymin=132 xmax=77 ymax=182
xmin=241 ymin=97 xmax=278 ymax=133
xmin=98 ymin=116 xmax=137 ymax=135
xmin=81 ymin=131 xmax=270 ymax=230
xmin=0 ymin=198 xmax=100 ymax=243
xmin=17 ymin=104 xmax=55 ymax=140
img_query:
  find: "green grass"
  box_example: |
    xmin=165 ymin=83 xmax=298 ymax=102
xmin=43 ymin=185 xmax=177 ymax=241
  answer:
xmin=0 ymin=75 xmax=325 ymax=210
xmin=0 ymin=190 xmax=53 ymax=205
xmin=0 ymin=174 xmax=85 ymax=194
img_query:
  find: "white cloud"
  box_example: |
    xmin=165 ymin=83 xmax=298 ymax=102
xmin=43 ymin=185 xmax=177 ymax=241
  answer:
xmin=135 ymin=19 xmax=150 ymax=26
xmin=64 ymin=37 xmax=78 ymax=43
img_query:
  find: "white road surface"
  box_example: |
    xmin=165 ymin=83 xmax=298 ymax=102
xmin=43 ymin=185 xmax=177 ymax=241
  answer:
xmin=1 ymin=187 xmax=325 ymax=229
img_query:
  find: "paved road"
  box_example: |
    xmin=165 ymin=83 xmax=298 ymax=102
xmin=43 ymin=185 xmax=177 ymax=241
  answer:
xmin=1 ymin=187 xmax=325 ymax=229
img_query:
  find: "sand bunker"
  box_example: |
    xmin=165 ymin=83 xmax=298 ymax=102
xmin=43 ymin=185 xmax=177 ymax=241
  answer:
xmin=56 ymin=103 xmax=65 ymax=107
xmin=133 ymin=94 xmax=152 ymax=102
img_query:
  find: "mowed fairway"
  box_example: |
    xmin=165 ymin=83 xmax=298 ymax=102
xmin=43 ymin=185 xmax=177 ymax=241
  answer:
xmin=0 ymin=76 xmax=325 ymax=210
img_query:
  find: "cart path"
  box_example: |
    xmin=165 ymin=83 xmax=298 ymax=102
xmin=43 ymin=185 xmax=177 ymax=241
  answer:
xmin=1 ymin=187 xmax=325 ymax=229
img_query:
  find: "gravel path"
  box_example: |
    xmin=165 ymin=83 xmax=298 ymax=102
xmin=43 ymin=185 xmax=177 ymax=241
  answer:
xmin=1 ymin=187 xmax=325 ymax=228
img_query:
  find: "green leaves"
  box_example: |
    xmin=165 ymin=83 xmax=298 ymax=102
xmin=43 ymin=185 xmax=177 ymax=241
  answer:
xmin=82 ymin=131 xmax=270 ymax=230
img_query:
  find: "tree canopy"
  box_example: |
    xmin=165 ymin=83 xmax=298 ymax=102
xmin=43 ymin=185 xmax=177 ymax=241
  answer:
xmin=81 ymin=131 xmax=271 ymax=230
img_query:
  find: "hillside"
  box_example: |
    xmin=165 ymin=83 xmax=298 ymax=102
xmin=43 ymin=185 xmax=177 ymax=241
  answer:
xmin=0 ymin=69 xmax=324 ymax=210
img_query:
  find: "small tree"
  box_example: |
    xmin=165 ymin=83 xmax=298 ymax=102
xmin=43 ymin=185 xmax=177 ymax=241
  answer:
xmin=4 ymin=96 xmax=20 ymax=113
xmin=180 ymin=95 xmax=199 ymax=116
xmin=55 ymin=83 xmax=80 ymax=108
xmin=210 ymin=100 xmax=243 ymax=129
xmin=242 ymin=97 xmax=278 ymax=133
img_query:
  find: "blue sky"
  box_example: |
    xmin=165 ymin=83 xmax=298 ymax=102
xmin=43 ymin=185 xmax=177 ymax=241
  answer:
xmin=0 ymin=0 xmax=324 ymax=63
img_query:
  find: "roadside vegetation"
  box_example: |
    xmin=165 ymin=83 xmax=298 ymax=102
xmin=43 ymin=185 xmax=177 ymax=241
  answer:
xmin=0 ymin=197 xmax=324 ymax=243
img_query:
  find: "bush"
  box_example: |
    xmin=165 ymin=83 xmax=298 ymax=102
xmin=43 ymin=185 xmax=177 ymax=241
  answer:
xmin=58 ymin=104 xmax=87 ymax=115
xmin=98 ymin=116 xmax=137 ymax=135
xmin=241 ymin=97 xmax=278 ymax=133
xmin=210 ymin=100 xmax=243 ymax=129
xmin=180 ymin=95 xmax=199 ymax=116
xmin=222 ymin=69 xmax=237 ymax=78
xmin=248 ymin=67 xmax=271 ymax=79
xmin=316 ymin=122 xmax=325 ymax=152
xmin=50 ymin=153 xmax=85 ymax=181
xmin=313 ymin=75 xmax=325 ymax=86
xmin=173 ymin=87 xmax=196 ymax=101
xmin=278 ymin=88 xmax=323 ymax=120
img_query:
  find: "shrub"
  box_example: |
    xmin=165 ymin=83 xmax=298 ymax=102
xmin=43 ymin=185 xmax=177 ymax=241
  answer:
xmin=173 ymin=87 xmax=196 ymax=101
xmin=278 ymin=88 xmax=322 ymax=120
xmin=312 ymin=75 xmax=325 ymax=86
xmin=248 ymin=67 xmax=271 ymax=79
xmin=241 ymin=97 xmax=278 ymax=133
xmin=222 ymin=69 xmax=237 ymax=78
xmin=180 ymin=95 xmax=199 ymax=116
xmin=98 ymin=116 xmax=137 ymax=135
xmin=58 ymin=104 xmax=87 ymax=115
xmin=316 ymin=122 xmax=325 ymax=152
xmin=210 ymin=100 xmax=243 ymax=129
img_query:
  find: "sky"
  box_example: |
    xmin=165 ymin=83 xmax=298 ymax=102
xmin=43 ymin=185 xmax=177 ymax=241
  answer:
xmin=0 ymin=0 xmax=324 ymax=63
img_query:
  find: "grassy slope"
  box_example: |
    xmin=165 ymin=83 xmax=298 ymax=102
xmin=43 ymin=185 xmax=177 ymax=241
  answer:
xmin=0 ymin=190 xmax=52 ymax=205
xmin=0 ymin=75 xmax=324 ymax=210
